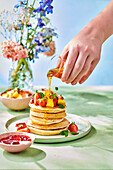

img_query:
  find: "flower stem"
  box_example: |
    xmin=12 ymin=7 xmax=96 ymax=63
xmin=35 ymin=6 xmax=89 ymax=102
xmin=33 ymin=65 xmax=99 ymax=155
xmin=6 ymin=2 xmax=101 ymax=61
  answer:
xmin=11 ymin=58 xmax=33 ymax=79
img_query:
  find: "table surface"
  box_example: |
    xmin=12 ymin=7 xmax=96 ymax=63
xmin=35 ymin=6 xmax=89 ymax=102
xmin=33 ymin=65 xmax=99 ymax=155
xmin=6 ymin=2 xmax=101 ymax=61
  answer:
xmin=0 ymin=86 xmax=113 ymax=170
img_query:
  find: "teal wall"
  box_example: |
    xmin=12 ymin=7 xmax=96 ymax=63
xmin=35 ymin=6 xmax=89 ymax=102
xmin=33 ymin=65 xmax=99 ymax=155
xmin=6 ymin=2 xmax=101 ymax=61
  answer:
xmin=0 ymin=0 xmax=112 ymax=87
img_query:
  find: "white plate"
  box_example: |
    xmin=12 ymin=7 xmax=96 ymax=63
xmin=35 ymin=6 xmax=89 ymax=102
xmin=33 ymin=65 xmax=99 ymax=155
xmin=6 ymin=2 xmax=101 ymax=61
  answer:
xmin=5 ymin=113 xmax=91 ymax=143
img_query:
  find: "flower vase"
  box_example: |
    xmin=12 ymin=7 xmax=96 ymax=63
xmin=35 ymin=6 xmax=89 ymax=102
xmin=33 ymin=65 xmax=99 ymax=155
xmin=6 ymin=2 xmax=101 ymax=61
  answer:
xmin=8 ymin=58 xmax=33 ymax=90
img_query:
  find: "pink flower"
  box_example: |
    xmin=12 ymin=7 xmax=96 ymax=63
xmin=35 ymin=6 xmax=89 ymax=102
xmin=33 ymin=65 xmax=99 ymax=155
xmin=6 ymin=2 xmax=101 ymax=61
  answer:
xmin=43 ymin=41 xmax=55 ymax=57
xmin=1 ymin=40 xmax=29 ymax=61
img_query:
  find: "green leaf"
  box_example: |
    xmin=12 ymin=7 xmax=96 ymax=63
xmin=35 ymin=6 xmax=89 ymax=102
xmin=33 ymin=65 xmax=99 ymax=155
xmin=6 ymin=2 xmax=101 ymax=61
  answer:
xmin=70 ymin=132 xmax=79 ymax=135
xmin=28 ymin=92 xmax=31 ymax=96
xmin=36 ymin=90 xmax=38 ymax=93
xmin=52 ymin=93 xmax=56 ymax=99
xmin=60 ymin=130 xmax=69 ymax=137
xmin=32 ymin=94 xmax=35 ymax=97
xmin=18 ymin=124 xmax=22 ymax=127
xmin=39 ymin=92 xmax=45 ymax=98
xmin=58 ymin=104 xmax=65 ymax=108
xmin=55 ymin=87 xmax=58 ymax=91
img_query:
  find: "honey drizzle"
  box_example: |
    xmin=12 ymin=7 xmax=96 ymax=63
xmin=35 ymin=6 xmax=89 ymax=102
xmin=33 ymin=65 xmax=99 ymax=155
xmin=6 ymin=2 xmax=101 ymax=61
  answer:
xmin=48 ymin=77 xmax=52 ymax=92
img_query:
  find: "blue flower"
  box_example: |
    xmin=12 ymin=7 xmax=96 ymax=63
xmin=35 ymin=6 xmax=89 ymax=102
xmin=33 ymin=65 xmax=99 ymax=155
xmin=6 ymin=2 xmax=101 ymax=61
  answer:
xmin=14 ymin=4 xmax=20 ymax=8
xmin=34 ymin=51 xmax=39 ymax=59
xmin=27 ymin=23 xmax=32 ymax=27
xmin=14 ymin=0 xmax=27 ymax=8
xmin=45 ymin=5 xmax=53 ymax=14
xmin=40 ymin=0 xmax=53 ymax=6
xmin=18 ymin=0 xmax=27 ymax=4
xmin=34 ymin=39 xmax=42 ymax=46
xmin=34 ymin=5 xmax=46 ymax=16
xmin=34 ymin=6 xmax=42 ymax=13
xmin=37 ymin=18 xmax=45 ymax=28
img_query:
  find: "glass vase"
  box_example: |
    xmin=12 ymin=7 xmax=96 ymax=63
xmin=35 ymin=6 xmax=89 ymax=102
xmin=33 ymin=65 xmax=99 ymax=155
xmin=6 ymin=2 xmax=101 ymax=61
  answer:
xmin=8 ymin=58 xmax=33 ymax=90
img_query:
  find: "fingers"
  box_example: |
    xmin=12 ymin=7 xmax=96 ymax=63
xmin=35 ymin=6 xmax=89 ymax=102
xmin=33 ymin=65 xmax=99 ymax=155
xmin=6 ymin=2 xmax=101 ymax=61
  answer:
xmin=79 ymin=59 xmax=99 ymax=84
xmin=71 ymin=55 xmax=92 ymax=85
xmin=65 ymin=51 xmax=88 ymax=84
xmin=61 ymin=46 xmax=79 ymax=82
xmin=56 ymin=46 xmax=68 ymax=68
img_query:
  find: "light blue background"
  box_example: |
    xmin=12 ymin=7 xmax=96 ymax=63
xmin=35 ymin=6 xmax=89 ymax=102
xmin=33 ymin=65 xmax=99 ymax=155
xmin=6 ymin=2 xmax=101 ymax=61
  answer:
xmin=0 ymin=0 xmax=112 ymax=87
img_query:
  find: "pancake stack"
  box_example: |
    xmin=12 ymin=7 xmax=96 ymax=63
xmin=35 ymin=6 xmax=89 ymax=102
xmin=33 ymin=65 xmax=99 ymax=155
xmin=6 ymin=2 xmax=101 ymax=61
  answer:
xmin=27 ymin=89 xmax=70 ymax=135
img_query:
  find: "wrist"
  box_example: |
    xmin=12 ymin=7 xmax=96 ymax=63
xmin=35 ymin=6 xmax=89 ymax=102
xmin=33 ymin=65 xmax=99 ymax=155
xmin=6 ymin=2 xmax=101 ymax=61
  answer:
xmin=83 ymin=21 xmax=104 ymax=45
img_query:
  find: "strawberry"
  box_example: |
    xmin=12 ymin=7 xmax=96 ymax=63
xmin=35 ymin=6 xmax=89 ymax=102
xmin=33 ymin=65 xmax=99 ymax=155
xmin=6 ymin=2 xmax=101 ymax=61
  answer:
xmin=68 ymin=122 xmax=78 ymax=133
xmin=39 ymin=99 xmax=47 ymax=107
xmin=53 ymin=97 xmax=58 ymax=107
xmin=58 ymin=95 xmax=64 ymax=100
xmin=42 ymin=88 xmax=48 ymax=91
xmin=30 ymin=97 xmax=34 ymax=104
xmin=16 ymin=123 xmax=27 ymax=131
xmin=17 ymin=127 xmax=30 ymax=133
xmin=34 ymin=93 xmax=41 ymax=105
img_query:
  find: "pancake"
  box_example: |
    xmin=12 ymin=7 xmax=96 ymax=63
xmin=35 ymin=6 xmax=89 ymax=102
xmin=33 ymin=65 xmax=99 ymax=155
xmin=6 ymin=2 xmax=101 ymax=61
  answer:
xmin=30 ymin=108 xmax=66 ymax=119
xmin=29 ymin=103 xmax=66 ymax=113
xmin=28 ymin=126 xmax=68 ymax=136
xmin=27 ymin=118 xmax=70 ymax=130
xmin=28 ymin=90 xmax=69 ymax=136
xmin=30 ymin=114 xmax=64 ymax=125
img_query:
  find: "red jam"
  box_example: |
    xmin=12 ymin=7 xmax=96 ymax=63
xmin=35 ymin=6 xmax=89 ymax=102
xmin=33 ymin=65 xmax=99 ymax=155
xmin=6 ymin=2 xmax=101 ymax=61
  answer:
xmin=0 ymin=135 xmax=32 ymax=145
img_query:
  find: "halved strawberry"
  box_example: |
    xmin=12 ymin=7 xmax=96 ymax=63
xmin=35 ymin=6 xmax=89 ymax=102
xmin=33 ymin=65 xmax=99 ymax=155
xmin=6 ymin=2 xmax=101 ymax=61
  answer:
xmin=39 ymin=99 xmax=47 ymax=107
xmin=16 ymin=123 xmax=27 ymax=131
xmin=42 ymin=88 xmax=48 ymax=91
xmin=30 ymin=97 xmax=34 ymax=104
xmin=68 ymin=122 xmax=78 ymax=133
xmin=53 ymin=97 xmax=58 ymax=107
xmin=17 ymin=127 xmax=30 ymax=133
xmin=58 ymin=95 xmax=64 ymax=100
xmin=34 ymin=93 xmax=41 ymax=105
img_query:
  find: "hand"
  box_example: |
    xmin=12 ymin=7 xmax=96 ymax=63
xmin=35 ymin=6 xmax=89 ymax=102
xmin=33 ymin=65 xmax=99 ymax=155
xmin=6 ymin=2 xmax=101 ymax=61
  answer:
xmin=57 ymin=25 xmax=103 ymax=85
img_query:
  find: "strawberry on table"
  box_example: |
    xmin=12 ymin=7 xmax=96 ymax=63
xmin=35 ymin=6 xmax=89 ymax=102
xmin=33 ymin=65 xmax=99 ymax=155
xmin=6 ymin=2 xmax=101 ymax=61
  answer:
xmin=68 ymin=122 xmax=78 ymax=133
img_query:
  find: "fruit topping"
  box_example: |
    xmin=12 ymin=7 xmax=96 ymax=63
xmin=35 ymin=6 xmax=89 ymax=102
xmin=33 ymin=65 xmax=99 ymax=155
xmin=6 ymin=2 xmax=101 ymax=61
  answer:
xmin=0 ymin=88 xmax=32 ymax=99
xmin=30 ymin=89 xmax=66 ymax=108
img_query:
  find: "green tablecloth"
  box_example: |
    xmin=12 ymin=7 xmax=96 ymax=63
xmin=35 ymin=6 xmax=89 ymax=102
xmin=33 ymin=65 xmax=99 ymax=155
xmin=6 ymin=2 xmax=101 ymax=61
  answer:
xmin=0 ymin=86 xmax=113 ymax=170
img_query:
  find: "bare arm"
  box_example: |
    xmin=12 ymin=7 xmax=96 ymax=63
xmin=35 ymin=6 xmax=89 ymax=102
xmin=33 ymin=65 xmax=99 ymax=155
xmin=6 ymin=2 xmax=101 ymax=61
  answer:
xmin=57 ymin=0 xmax=113 ymax=85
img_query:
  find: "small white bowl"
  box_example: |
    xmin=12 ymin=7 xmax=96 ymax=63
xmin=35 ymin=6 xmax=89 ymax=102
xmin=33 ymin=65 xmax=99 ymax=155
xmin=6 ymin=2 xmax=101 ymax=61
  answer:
xmin=0 ymin=132 xmax=35 ymax=153
xmin=0 ymin=94 xmax=32 ymax=110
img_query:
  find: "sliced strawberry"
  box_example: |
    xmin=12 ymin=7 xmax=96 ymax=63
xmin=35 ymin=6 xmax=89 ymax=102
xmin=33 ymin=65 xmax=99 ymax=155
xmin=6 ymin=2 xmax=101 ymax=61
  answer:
xmin=68 ymin=122 xmax=78 ymax=133
xmin=39 ymin=99 xmax=47 ymax=107
xmin=17 ymin=127 xmax=30 ymax=133
xmin=30 ymin=97 xmax=34 ymax=104
xmin=16 ymin=122 xmax=27 ymax=128
xmin=53 ymin=97 xmax=58 ymax=107
xmin=16 ymin=123 xmax=27 ymax=131
xmin=42 ymin=88 xmax=48 ymax=91
xmin=58 ymin=95 xmax=64 ymax=100
xmin=34 ymin=93 xmax=41 ymax=105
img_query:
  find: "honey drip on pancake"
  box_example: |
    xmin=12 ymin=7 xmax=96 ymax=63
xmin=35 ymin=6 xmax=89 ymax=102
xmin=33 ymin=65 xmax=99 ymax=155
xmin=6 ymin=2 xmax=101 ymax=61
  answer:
xmin=48 ymin=77 xmax=52 ymax=92
xmin=47 ymin=67 xmax=64 ymax=92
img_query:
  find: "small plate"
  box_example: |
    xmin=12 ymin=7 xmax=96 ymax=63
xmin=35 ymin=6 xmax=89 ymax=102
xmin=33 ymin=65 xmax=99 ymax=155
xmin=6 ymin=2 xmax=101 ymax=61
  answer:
xmin=5 ymin=113 xmax=91 ymax=143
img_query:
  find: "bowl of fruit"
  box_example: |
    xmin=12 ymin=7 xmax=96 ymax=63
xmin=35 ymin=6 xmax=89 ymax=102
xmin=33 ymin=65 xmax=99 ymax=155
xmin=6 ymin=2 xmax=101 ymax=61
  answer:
xmin=0 ymin=132 xmax=35 ymax=153
xmin=0 ymin=88 xmax=33 ymax=110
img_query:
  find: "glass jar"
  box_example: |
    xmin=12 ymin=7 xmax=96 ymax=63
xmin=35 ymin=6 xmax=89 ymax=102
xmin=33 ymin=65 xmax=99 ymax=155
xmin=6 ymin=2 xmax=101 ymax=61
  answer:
xmin=8 ymin=58 xmax=33 ymax=90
